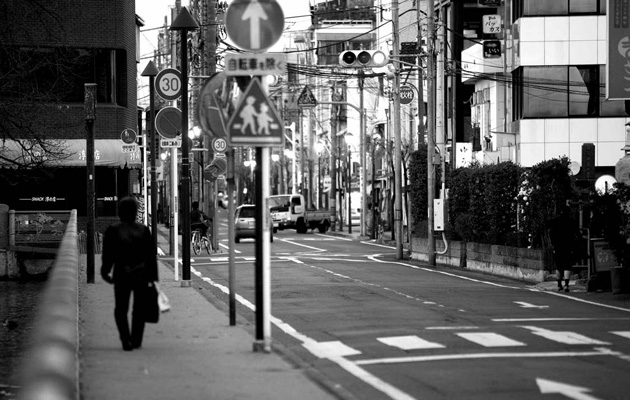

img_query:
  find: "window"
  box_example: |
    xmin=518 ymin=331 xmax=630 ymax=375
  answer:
xmin=513 ymin=65 xmax=630 ymax=119
xmin=513 ymin=0 xmax=604 ymax=19
xmin=569 ymin=66 xmax=598 ymax=116
xmin=523 ymin=66 xmax=568 ymax=117
xmin=64 ymin=48 xmax=126 ymax=106
xmin=2 ymin=47 xmax=126 ymax=106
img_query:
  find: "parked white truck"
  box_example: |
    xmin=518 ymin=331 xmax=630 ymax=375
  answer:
xmin=268 ymin=194 xmax=331 ymax=233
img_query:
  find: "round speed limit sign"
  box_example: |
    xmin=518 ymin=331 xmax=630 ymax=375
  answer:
xmin=211 ymin=137 xmax=228 ymax=153
xmin=155 ymin=68 xmax=182 ymax=101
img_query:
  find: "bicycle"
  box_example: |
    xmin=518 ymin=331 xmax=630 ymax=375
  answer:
xmin=191 ymin=228 xmax=211 ymax=255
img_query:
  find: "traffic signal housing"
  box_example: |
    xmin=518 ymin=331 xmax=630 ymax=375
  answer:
xmin=339 ymin=50 xmax=389 ymax=68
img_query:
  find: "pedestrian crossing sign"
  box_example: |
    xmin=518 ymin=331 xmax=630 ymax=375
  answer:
xmin=227 ymin=78 xmax=283 ymax=146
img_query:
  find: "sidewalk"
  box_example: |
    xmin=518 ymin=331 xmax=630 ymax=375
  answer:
xmin=79 ymin=241 xmax=338 ymax=400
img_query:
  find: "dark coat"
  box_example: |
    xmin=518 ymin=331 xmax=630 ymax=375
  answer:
xmin=548 ymin=212 xmax=580 ymax=271
xmin=101 ymin=222 xmax=159 ymax=283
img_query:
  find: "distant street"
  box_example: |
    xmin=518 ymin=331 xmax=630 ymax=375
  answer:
xmin=168 ymin=211 xmax=630 ymax=400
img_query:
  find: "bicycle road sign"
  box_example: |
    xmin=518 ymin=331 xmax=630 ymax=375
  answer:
xmin=227 ymin=78 xmax=282 ymax=146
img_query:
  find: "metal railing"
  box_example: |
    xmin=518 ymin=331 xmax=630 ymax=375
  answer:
xmin=18 ymin=209 xmax=79 ymax=400
xmin=9 ymin=210 xmax=72 ymax=247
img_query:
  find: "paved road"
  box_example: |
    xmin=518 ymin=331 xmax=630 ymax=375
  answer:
xmin=175 ymin=222 xmax=630 ymax=400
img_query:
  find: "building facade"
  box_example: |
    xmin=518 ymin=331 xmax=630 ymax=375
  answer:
xmin=0 ymin=1 xmax=140 ymax=224
xmin=461 ymin=0 xmax=626 ymax=182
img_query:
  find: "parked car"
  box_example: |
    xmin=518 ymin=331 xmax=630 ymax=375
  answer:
xmin=234 ymin=204 xmax=274 ymax=243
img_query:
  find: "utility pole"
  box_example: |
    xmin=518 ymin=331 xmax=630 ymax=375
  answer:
xmin=330 ymin=82 xmax=338 ymax=232
xmin=392 ymin=0 xmax=403 ymax=259
xmin=427 ymin=0 xmax=436 ymax=266
xmin=416 ymin=0 xmax=425 ymax=148
xmin=359 ymin=71 xmax=366 ymax=237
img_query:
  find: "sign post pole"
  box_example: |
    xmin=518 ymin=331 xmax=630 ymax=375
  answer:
xmin=225 ymin=0 xmax=284 ymax=353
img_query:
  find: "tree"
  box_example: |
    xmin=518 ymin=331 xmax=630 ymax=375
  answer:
xmin=0 ymin=1 xmax=83 ymax=184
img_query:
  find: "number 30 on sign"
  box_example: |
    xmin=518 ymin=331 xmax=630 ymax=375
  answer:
xmin=155 ymin=68 xmax=182 ymax=101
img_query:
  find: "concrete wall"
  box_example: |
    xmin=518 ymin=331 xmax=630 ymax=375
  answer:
xmin=411 ymin=236 xmax=547 ymax=283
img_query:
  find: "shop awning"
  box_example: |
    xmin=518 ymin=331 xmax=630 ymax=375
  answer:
xmin=0 ymin=139 xmax=142 ymax=168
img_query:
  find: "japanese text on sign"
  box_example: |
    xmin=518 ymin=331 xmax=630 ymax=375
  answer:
xmin=161 ymin=139 xmax=182 ymax=148
xmin=482 ymin=15 xmax=502 ymax=34
xmin=224 ymin=53 xmax=286 ymax=76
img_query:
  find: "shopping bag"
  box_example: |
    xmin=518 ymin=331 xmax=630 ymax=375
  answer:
xmin=144 ymin=282 xmax=160 ymax=323
xmin=156 ymin=283 xmax=171 ymax=313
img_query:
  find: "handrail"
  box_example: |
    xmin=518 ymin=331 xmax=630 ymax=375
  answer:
xmin=18 ymin=209 xmax=79 ymax=400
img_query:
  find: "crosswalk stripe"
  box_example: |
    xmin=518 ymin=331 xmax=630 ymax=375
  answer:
xmin=611 ymin=331 xmax=630 ymax=340
xmin=521 ymin=326 xmax=610 ymax=345
xmin=456 ymin=332 xmax=526 ymax=347
xmin=377 ymin=335 xmax=445 ymax=350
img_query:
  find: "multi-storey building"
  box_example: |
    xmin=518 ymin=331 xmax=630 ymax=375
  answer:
xmin=0 ymin=1 xmax=140 ymax=228
xmin=461 ymin=0 xmax=625 ymax=183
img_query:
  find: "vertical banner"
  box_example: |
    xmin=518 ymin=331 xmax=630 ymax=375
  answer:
xmin=607 ymin=0 xmax=630 ymax=99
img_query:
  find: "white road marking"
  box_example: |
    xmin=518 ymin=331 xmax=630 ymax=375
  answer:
xmin=378 ymin=335 xmax=445 ymax=350
xmin=514 ymin=301 xmax=549 ymax=309
xmin=426 ymin=326 xmax=479 ymax=330
xmin=278 ymin=239 xmax=325 ymax=251
xmin=190 ymin=266 xmax=417 ymax=400
xmin=536 ymin=378 xmax=602 ymax=400
xmin=219 ymin=242 xmax=240 ymax=253
xmin=315 ymin=233 xmax=352 ymax=241
xmin=494 ymin=317 xmax=630 ymax=322
xmin=611 ymin=331 xmax=630 ymax=340
xmin=303 ymin=341 xmax=361 ymax=358
xmin=355 ymin=348 xmax=619 ymax=366
xmin=362 ymin=257 xmax=630 ymax=313
xmin=520 ymin=326 xmax=610 ymax=345
xmin=456 ymin=332 xmax=526 ymax=347
xmin=361 ymin=240 xmax=397 ymax=249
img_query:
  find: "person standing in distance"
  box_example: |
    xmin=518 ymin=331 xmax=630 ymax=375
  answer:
xmin=548 ymin=204 xmax=579 ymax=292
xmin=101 ymin=196 xmax=159 ymax=351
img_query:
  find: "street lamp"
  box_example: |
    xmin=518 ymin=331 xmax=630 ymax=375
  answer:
xmin=170 ymin=7 xmax=199 ymax=286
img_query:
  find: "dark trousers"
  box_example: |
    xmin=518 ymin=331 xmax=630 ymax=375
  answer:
xmin=114 ymin=279 xmax=146 ymax=347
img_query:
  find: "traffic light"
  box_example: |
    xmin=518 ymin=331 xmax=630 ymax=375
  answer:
xmin=339 ymin=50 xmax=388 ymax=68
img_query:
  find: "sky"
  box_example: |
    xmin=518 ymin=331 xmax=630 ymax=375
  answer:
xmin=136 ymin=0 xmax=311 ymax=106
xmin=136 ymin=0 xmax=311 ymax=68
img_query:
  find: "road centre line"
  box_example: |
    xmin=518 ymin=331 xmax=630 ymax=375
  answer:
xmin=190 ymin=266 xmax=417 ymax=400
xmin=367 ymin=257 xmax=630 ymax=313
xmin=354 ymin=349 xmax=620 ymax=366
xmin=304 ymin=263 xmax=450 ymax=306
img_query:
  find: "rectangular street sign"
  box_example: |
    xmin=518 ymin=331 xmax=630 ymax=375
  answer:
xmin=121 ymin=144 xmax=138 ymax=153
xmin=224 ymin=53 xmax=286 ymax=76
xmin=161 ymin=139 xmax=181 ymax=148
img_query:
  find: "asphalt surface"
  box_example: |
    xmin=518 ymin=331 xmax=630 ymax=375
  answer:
xmin=78 ymin=225 xmax=339 ymax=400
xmin=79 ymin=222 xmax=630 ymax=399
